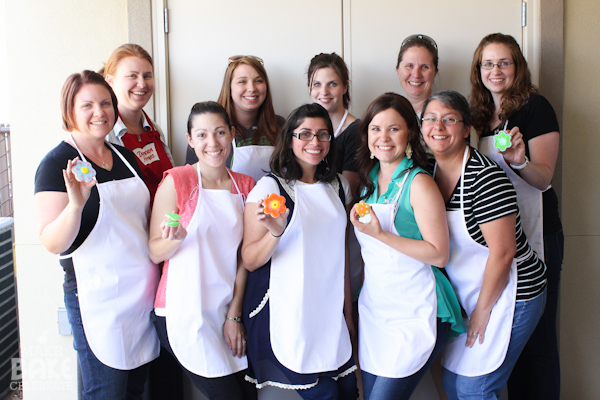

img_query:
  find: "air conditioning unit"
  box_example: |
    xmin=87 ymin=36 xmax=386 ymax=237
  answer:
xmin=0 ymin=218 xmax=18 ymax=398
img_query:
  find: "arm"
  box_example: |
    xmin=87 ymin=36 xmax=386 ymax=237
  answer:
xmin=224 ymin=249 xmax=249 ymax=358
xmin=148 ymin=174 xmax=187 ymax=264
xmin=342 ymin=170 xmax=360 ymax=203
xmin=466 ymin=214 xmax=517 ymax=347
xmin=36 ymin=158 xmax=95 ymax=254
xmin=350 ymin=174 xmax=449 ymax=267
xmin=502 ymin=127 xmax=559 ymax=191
xmin=241 ymin=200 xmax=289 ymax=271
xmin=343 ymin=204 xmax=356 ymax=341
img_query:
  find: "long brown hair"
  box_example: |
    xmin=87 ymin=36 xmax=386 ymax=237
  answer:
xmin=356 ymin=93 xmax=427 ymax=201
xmin=470 ymin=33 xmax=537 ymax=133
xmin=307 ymin=53 xmax=351 ymax=109
xmin=217 ymin=57 xmax=279 ymax=145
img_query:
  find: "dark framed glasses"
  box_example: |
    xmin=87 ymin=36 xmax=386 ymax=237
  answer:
xmin=292 ymin=131 xmax=332 ymax=142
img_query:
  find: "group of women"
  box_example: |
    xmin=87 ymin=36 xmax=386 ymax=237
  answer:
xmin=34 ymin=31 xmax=562 ymax=400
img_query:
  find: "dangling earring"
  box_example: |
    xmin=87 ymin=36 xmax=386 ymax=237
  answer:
xmin=370 ymin=152 xmax=375 ymax=160
xmin=405 ymin=143 xmax=413 ymax=159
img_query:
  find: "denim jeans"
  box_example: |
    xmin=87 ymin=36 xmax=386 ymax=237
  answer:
xmin=442 ymin=289 xmax=547 ymax=400
xmin=362 ymin=320 xmax=449 ymax=400
xmin=296 ymin=371 xmax=358 ymax=400
xmin=65 ymin=290 xmax=150 ymax=400
xmin=508 ymin=230 xmax=563 ymax=400
xmin=151 ymin=312 xmax=257 ymax=400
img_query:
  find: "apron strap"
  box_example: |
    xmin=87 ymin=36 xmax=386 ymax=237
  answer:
xmin=334 ymin=109 xmax=349 ymax=138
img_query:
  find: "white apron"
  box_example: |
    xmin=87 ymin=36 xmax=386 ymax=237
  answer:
xmin=356 ymin=172 xmax=437 ymax=378
xmin=479 ymin=135 xmax=545 ymax=261
xmin=440 ymin=147 xmax=518 ymax=377
xmin=269 ymin=180 xmax=352 ymax=374
xmin=62 ymin=139 xmax=159 ymax=370
xmin=230 ymin=139 xmax=273 ymax=182
xmin=166 ymin=164 xmax=247 ymax=377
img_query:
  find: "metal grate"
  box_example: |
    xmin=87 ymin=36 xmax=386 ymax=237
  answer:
xmin=0 ymin=125 xmax=12 ymax=218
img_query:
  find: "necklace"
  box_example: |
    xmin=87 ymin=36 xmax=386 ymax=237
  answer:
xmin=88 ymin=151 xmax=110 ymax=169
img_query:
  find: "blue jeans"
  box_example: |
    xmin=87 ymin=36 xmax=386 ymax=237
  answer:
xmin=362 ymin=320 xmax=449 ymax=400
xmin=297 ymin=371 xmax=358 ymax=400
xmin=442 ymin=289 xmax=547 ymax=400
xmin=65 ymin=290 xmax=150 ymax=400
xmin=508 ymin=230 xmax=563 ymax=400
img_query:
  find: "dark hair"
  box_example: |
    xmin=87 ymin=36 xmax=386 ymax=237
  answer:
xmin=61 ymin=70 xmax=118 ymax=132
xmin=186 ymin=101 xmax=232 ymax=136
xmin=469 ymin=33 xmax=537 ymax=133
xmin=422 ymin=90 xmax=472 ymax=127
xmin=307 ymin=53 xmax=351 ymax=109
xmin=270 ymin=103 xmax=337 ymax=183
xmin=217 ymin=56 xmax=279 ymax=144
xmin=356 ymin=93 xmax=427 ymax=200
xmin=396 ymin=34 xmax=439 ymax=72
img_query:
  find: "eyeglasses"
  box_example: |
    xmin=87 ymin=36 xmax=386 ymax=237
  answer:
xmin=422 ymin=117 xmax=463 ymax=126
xmin=401 ymin=34 xmax=438 ymax=50
xmin=292 ymin=131 xmax=332 ymax=142
xmin=480 ymin=61 xmax=514 ymax=70
xmin=228 ymin=55 xmax=264 ymax=65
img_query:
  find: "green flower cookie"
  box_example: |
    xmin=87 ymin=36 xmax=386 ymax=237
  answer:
xmin=494 ymin=131 xmax=512 ymax=152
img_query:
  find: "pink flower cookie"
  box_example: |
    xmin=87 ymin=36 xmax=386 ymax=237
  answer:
xmin=72 ymin=160 xmax=97 ymax=183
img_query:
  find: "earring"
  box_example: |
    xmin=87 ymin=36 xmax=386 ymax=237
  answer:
xmin=370 ymin=152 xmax=375 ymax=160
xmin=405 ymin=143 xmax=413 ymax=160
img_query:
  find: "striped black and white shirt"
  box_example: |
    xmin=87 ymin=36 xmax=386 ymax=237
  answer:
xmin=446 ymin=147 xmax=546 ymax=301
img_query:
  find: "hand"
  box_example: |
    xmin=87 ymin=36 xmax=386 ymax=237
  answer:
xmin=349 ymin=204 xmax=383 ymax=239
xmin=63 ymin=157 xmax=95 ymax=210
xmin=159 ymin=211 xmax=187 ymax=241
xmin=255 ymin=199 xmax=289 ymax=237
xmin=500 ymin=126 xmax=527 ymax=166
xmin=224 ymin=319 xmax=246 ymax=358
xmin=465 ymin=306 xmax=492 ymax=348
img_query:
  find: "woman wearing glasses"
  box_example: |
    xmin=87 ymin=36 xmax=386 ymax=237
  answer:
xmin=186 ymin=56 xmax=285 ymax=182
xmin=242 ymin=103 xmax=357 ymax=399
xmin=349 ymin=93 xmax=463 ymax=400
xmin=470 ymin=33 xmax=562 ymax=400
xmin=421 ymin=90 xmax=546 ymax=399
xmin=396 ymin=34 xmax=439 ymax=118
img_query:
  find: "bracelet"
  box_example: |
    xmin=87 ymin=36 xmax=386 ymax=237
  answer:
xmin=271 ymin=230 xmax=284 ymax=238
xmin=227 ymin=317 xmax=242 ymax=323
xmin=510 ymin=155 xmax=529 ymax=170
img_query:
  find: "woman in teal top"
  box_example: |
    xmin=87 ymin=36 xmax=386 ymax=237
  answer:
xmin=350 ymin=93 xmax=464 ymax=400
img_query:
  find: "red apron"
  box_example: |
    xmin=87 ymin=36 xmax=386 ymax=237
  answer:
xmin=120 ymin=111 xmax=173 ymax=202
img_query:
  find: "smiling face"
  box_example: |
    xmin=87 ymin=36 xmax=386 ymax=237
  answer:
xmin=187 ymin=112 xmax=234 ymax=170
xmin=72 ymin=84 xmax=116 ymax=139
xmin=368 ymin=108 xmax=410 ymax=168
xmin=230 ymin=64 xmax=267 ymax=115
xmin=396 ymin=46 xmax=437 ymax=105
xmin=310 ymin=67 xmax=347 ymax=114
xmin=290 ymin=117 xmax=331 ymax=172
xmin=105 ymin=56 xmax=154 ymax=112
xmin=421 ymin=100 xmax=470 ymax=157
xmin=480 ymin=43 xmax=515 ymax=98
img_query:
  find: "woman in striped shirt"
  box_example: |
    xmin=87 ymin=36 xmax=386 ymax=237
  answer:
xmin=422 ymin=90 xmax=546 ymax=400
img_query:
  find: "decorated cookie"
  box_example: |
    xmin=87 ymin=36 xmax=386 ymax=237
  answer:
xmin=72 ymin=160 xmax=97 ymax=183
xmin=264 ymin=193 xmax=287 ymax=218
xmin=165 ymin=213 xmax=181 ymax=227
xmin=355 ymin=200 xmax=370 ymax=218
xmin=493 ymin=130 xmax=512 ymax=152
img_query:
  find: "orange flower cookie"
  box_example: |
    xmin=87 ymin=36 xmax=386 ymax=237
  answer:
xmin=355 ymin=200 xmax=370 ymax=217
xmin=264 ymin=193 xmax=287 ymax=217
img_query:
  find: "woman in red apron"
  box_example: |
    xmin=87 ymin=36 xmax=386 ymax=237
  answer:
xmin=35 ymin=70 xmax=159 ymax=399
xmin=102 ymin=44 xmax=174 ymax=203
xmin=242 ymin=103 xmax=357 ymax=399
xmin=148 ymin=101 xmax=256 ymax=400
xmin=469 ymin=33 xmax=563 ymax=400
xmin=421 ymin=90 xmax=547 ymax=400
xmin=185 ymin=56 xmax=285 ymax=181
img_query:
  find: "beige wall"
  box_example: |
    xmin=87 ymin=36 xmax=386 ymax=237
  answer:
xmin=6 ymin=1 xmax=128 ymax=398
xmin=560 ymin=1 xmax=600 ymax=398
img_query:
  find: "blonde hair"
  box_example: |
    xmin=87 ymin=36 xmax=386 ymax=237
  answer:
xmin=100 ymin=44 xmax=153 ymax=77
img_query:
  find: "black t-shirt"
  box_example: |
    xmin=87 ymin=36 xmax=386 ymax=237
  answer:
xmin=336 ymin=119 xmax=360 ymax=173
xmin=34 ymin=141 xmax=142 ymax=292
xmin=481 ymin=93 xmax=562 ymax=235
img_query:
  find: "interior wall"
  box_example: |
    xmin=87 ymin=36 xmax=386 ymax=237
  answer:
xmin=5 ymin=1 xmax=128 ymax=398
xmin=560 ymin=1 xmax=600 ymax=398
